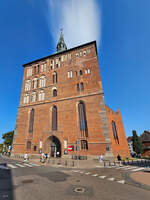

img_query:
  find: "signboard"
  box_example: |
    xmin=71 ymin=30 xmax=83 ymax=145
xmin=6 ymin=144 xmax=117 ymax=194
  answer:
xmin=68 ymin=145 xmax=72 ymax=152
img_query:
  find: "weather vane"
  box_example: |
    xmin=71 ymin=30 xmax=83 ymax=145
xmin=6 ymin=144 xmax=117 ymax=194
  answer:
xmin=60 ymin=28 xmax=63 ymax=33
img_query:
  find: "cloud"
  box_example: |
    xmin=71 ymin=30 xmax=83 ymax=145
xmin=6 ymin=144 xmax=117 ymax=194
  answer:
xmin=46 ymin=0 xmax=101 ymax=49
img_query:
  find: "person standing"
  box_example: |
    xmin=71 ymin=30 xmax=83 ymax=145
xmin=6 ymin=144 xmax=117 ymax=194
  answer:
xmin=24 ymin=153 xmax=28 ymax=162
xmin=117 ymin=154 xmax=121 ymax=161
xmin=99 ymin=154 xmax=103 ymax=162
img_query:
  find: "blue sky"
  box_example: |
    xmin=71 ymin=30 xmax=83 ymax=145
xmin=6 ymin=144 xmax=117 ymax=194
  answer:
xmin=0 ymin=0 xmax=150 ymax=143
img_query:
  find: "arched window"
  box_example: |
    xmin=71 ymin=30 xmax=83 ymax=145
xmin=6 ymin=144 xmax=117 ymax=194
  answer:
xmin=52 ymin=106 xmax=57 ymax=131
xmin=77 ymin=83 xmax=80 ymax=92
xmin=80 ymin=82 xmax=84 ymax=91
xmin=53 ymin=89 xmax=57 ymax=97
xmin=78 ymin=101 xmax=88 ymax=137
xmin=81 ymin=140 xmax=88 ymax=150
xmin=27 ymin=141 xmax=31 ymax=149
xmin=80 ymin=70 xmax=83 ymax=75
xmin=53 ymin=72 xmax=57 ymax=84
xmin=112 ymin=121 xmax=119 ymax=144
xmin=29 ymin=109 xmax=34 ymax=133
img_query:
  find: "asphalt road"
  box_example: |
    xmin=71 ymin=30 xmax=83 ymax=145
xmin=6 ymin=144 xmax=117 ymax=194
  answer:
xmin=0 ymin=155 xmax=150 ymax=200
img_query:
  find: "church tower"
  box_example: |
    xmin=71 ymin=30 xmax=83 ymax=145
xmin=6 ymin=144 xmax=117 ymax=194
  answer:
xmin=56 ymin=31 xmax=67 ymax=52
xmin=12 ymin=33 xmax=130 ymax=160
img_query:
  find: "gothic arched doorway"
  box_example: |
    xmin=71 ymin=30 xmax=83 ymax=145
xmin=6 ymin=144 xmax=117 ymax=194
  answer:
xmin=44 ymin=136 xmax=61 ymax=158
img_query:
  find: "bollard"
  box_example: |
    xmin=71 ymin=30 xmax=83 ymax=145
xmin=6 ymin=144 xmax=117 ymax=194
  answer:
xmin=58 ymin=159 xmax=61 ymax=165
xmin=104 ymin=161 xmax=106 ymax=167
xmin=65 ymin=160 xmax=67 ymax=166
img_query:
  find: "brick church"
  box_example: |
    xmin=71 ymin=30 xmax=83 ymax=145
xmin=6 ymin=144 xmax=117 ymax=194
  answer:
xmin=12 ymin=32 xmax=130 ymax=159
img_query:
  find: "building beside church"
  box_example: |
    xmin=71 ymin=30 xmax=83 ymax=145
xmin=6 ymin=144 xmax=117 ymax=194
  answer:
xmin=12 ymin=32 xmax=130 ymax=159
xmin=141 ymin=131 xmax=150 ymax=157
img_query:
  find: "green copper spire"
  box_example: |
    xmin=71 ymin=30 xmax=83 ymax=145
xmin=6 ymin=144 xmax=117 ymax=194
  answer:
xmin=56 ymin=30 xmax=67 ymax=52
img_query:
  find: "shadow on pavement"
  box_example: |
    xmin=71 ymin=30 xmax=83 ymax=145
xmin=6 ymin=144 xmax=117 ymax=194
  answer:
xmin=0 ymin=166 xmax=14 ymax=200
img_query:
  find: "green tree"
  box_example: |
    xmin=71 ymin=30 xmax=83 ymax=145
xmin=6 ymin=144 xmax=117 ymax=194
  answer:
xmin=132 ymin=130 xmax=143 ymax=155
xmin=0 ymin=144 xmax=3 ymax=152
xmin=2 ymin=131 xmax=14 ymax=148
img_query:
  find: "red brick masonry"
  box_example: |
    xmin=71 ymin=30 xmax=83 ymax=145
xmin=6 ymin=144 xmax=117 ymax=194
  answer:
xmin=12 ymin=41 xmax=130 ymax=159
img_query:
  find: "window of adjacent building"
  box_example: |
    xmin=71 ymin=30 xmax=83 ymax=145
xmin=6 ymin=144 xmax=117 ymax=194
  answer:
xmin=111 ymin=121 xmax=119 ymax=144
xmin=53 ymin=72 xmax=57 ymax=84
xmin=38 ymin=90 xmax=45 ymax=101
xmin=29 ymin=109 xmax=34 ymax=133
xmin=52 ymin=106 xmax=57 ymax=131
xmin=80 ymin=82 xmax=84 ymax=91
xmin=27 ymin=67 xmax=32 ymax=77
xmin=39 ymin=76 xmax=46 ymax=88
xmin=23 ymin=94 xmax=29 ymax=104
xmin=25 ymin=80 xmax=31 ymax=91
xmin=27 ymin=141 xmax=31 ymax=149
xmin=32 ymin=92 xmax=36 ymax=102
xmin=53 ymin=89 xmax=57 ymax=97
xmin=77 ymin=83 xmax=80 ymax=92
xmin=83 ymin=50 xmax=87 ymax=56
xmin=78 ymin=101 xmax=88 ymax=133
xmin=81 ymin=140 xmax=88 ymax=150
xmin=68 ymin=71 xmax=72 ymax=78
xmin=79 ymin=70 xmax=83 ymax=76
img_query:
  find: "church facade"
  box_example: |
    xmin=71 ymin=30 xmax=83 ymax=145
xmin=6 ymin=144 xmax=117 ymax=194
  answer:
xmin=12 ymin=33 xmax=130 ymax=159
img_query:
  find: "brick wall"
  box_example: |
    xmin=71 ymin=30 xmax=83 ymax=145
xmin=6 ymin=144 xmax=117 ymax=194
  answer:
xmin=105 ymin=105 xmax=130 ymax=158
